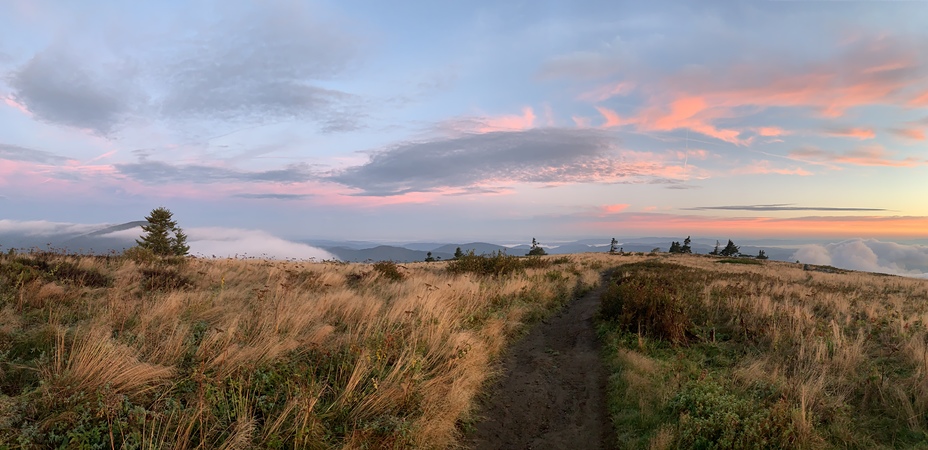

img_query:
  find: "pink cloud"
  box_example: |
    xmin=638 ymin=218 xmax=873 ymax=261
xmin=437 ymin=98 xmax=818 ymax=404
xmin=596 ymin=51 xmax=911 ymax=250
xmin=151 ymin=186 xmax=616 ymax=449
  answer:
xmin=756 ymin=127 xmax=788 ymax=137
xmin=477 ymin=107 xmax=536 ymax=133
xmin=594 ymin=106 xmax=627 ymax=128
xmin=674 ymin=149 xmax=710 ymax=160
xmin=888 ymin=127 xmax=926 ymax=141
xmin=442 ymin=107 xmax=539 ymax=134
xmin=581 ymin=213 xmax=928 ymax=239
xmin=583 ymin=35 xmax=928 ymax=144
xmin=3 ymin=96 xmax=33 ymax=117
xmin=910 ymin=91 xmax=928 ymax=107
xmin=596 ymin=98 xmax=748 ymax=145
xmin=789 ymin=145 xmax=925 ymax=167
xmin=601 ymin=203 xmax=630 ymax=215
xmin=737 ymin=160 xmax=813 ymax=176
xmin=824 ymin=127 xmax=875 ymax=140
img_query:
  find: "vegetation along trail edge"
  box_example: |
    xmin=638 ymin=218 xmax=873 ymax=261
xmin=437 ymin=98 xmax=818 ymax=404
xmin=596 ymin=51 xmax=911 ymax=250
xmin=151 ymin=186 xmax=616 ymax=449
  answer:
xmin=467 ymin=271 xmax=615 ymax=449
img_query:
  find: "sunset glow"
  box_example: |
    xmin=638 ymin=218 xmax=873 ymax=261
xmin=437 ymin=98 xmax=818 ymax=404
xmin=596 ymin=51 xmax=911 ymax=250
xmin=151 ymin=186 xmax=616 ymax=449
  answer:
xmin=0 ymin=1 xmax=925 ymax=244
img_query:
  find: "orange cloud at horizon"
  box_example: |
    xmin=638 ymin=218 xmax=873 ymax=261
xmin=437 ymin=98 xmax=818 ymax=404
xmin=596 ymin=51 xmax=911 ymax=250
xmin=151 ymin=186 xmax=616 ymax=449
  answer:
xmin=737 ymin=160 xmax=813 ymax=176
xmin=600 ymin=204 xmax=630 ymax=215
xmin=583 ymin=213 xmax=928 ymax=238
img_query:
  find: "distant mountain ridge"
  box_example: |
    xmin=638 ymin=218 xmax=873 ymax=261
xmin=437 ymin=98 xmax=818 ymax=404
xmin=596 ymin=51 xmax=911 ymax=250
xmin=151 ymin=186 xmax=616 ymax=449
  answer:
xmin=0 ymin=221 xmax=144 ymax=254
xmin=319 ymin=238 xmax=799 ymax=263
xmin=0 ymin=222 xmax=802 ymax=263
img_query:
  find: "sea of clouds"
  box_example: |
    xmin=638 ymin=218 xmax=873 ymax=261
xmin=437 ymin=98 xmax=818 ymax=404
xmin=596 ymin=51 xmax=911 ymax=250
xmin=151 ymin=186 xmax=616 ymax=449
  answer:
xmin=100 ymin=226 xmax=335 ymax=260
xmin=792 ymin=239 xmax=928 ymax=278
xmin=0 ymin=220 xmax=332 ymax=261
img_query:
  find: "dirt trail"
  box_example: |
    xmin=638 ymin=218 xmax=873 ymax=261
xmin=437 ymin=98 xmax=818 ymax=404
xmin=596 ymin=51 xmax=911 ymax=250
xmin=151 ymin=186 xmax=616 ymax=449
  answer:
xmin=466 ymin=276 xmax=614 ymax=450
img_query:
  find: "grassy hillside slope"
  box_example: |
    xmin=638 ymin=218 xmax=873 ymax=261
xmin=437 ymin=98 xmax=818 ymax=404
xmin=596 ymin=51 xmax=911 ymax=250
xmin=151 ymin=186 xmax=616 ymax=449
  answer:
xmin=0 ymin=250 xmax=608 ymax=449
xmin=598 ymin=255 xmax=928 ymax=449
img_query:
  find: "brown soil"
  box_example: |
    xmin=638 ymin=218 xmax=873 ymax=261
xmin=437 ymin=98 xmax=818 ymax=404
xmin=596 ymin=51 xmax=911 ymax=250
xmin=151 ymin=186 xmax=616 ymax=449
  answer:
xmin=466 ymin=277 xmax=614 ymax=449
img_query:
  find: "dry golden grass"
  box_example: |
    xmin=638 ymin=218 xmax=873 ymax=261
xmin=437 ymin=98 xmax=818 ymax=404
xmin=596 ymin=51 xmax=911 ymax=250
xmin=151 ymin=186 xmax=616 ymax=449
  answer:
xmin=0 ymin=251 xmax=613 ymax=448
xmin=600 ymin=253 xmax=928 ymax=448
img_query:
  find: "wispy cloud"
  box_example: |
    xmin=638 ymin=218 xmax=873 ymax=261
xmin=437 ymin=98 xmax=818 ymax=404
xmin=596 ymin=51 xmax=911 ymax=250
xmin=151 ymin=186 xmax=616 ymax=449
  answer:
xmin=788 ymin=145 xmax=925 ymax=167
xmin=114 ymin=161 xmax=315 ymax=184
xmin=232 ymin=193 xmax=312 ymax=200
xmin=330 ymin=128 xmax=695 ymax=196
xmin=888 ymin=127 xmax=926 ymax=141
xmin=685 ymin=204 xmax=887 ymax=212
xmin=736 ymin=160 xmax=813 ymax=176
xmin=568 ymin=33 xmax=928 ymax=145
xmin=0 ymin=143 xmax=70 ymax=164
xmin=441 ymin=107 xmax=537 ymax=134
xmin=156 ymin=1 xmax=361 ymax=131
xmin=6 ymin=1 xmax=364 ymax=136
xmin=6 ymin=44 xmax=145 ymax=135
xmin=823 ymin=127 xmax=875 ymax=140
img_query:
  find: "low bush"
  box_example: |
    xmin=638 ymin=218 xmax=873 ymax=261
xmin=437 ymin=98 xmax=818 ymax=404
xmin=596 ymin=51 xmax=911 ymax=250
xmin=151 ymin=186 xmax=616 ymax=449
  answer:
xmin=372 ymin=261 xmax=405 ymax=281
xmin=599 ymin=262 xmax=705 ymax=345
xmin=670 ymin=379 xmax=798 ymax=449
xmin=446 ymin=251 xmax=525 ymax=277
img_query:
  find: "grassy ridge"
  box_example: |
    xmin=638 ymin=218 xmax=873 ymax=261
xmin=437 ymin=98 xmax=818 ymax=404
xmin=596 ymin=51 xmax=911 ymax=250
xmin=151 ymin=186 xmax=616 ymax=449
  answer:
xmin=0 ymin=250 xmax=608 ymax=449
xmin=598 ymin=256 xmax=928 ymax=449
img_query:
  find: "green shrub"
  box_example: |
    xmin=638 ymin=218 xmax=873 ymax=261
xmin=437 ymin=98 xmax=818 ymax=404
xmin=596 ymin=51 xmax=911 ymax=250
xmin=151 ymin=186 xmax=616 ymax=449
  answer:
xmin=522 ymin=255 xmax=551 ymax=269
xmin=0 ymin=252 xmax=110 ymax=288
xmin=122 ymin=246 xmax=157 ymax=265
xmin=140 ymin=266 xmax=192 ymax=291
xmin=372 ymin=261 xmax=405 ymax=281
xmin=446 ymin=251 xmax=525 ymax=277
xmin=599 ymin=262 xmax=705 ymax=345
xmin=669 ymin=380 xmax=798 ymax=449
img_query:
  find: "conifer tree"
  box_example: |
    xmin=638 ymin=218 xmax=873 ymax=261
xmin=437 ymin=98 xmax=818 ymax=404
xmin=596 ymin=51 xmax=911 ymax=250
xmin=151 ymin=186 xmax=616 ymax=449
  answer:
xmin=136 ymin=207 xmax=190 ymax=257
xmin=681 ymin=236 xmax=692 ymax=253
xmin=527 ymin=237 xmax=547 ymax=256
xmin=720 ymin=239 xmax=740 ymax=257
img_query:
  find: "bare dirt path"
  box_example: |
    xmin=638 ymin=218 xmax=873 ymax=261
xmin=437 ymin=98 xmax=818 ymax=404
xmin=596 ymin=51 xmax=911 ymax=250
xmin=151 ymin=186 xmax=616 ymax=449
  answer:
xmin=466 ymin=275 xmax=614 ymax=450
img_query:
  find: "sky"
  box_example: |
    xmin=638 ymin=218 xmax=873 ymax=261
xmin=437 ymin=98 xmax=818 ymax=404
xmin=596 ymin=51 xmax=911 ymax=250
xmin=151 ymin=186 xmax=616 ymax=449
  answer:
xmin=1 ymin=0 xmax=928 ymax=243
